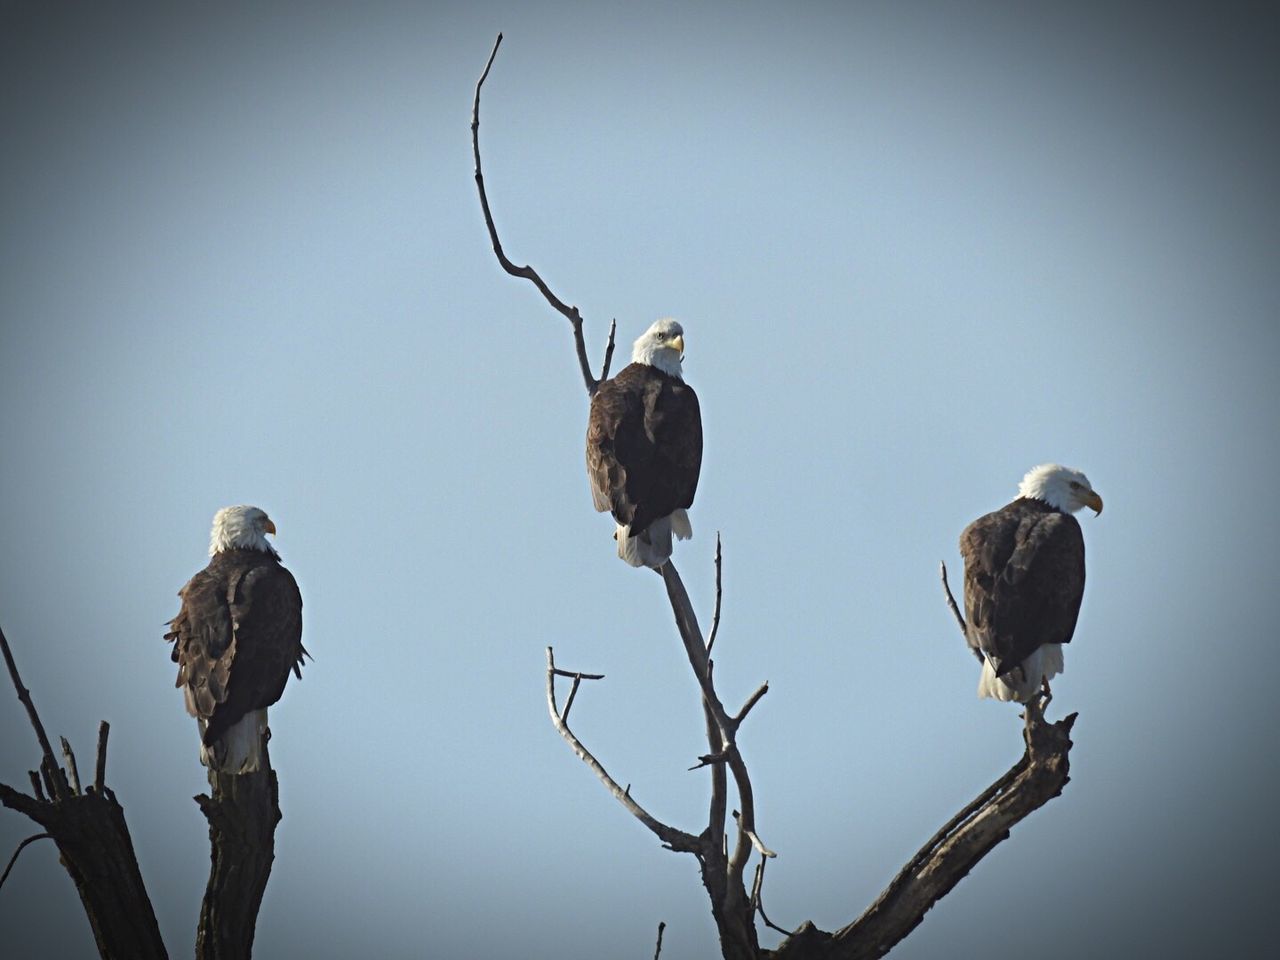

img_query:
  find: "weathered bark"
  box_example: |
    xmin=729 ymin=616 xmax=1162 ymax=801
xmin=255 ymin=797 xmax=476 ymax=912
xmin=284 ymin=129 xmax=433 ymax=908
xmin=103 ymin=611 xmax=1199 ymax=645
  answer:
xmin=664 ymin=562 xmax=762 ymax=960
xmin=0 ymin=780 xmax=168 ymax=960
xmin=194 ymin=736 xmax=282 ymax=960
xmin=2 ymin=624 xmax=167 ymax=959
xmin=3 ymin=619 xmax=285 ymax=960
xmin=702 ymin=851 xmax=761 ymax=960
xmin=764 ymin=710 xmax=1077 ymax=959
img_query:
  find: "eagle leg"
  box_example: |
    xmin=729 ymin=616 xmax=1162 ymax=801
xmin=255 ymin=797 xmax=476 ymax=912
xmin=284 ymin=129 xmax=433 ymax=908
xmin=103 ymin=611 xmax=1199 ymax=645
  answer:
xmin=1038 ymin=675 xmax=1053 ymax=710
xmin=1020 ymin=677 xmax=1054 ymax=737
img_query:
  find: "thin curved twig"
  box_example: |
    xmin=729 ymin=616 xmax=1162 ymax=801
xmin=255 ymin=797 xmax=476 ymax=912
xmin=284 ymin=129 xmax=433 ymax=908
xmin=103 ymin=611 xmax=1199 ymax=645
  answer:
xmin=939 ymin=561 xmax=967 ymax=636
xmin=471 ymin=32 xmax=616 ymax=396
xmin=941 ymin=561 xmax=983 ymax=665
xmin=0 ymin=832 xmax=52 ymax=892
xmin=545 ymin=647 xmax=701 ymax=854
xmin=752 ymin=859 xmax=798 ymax=938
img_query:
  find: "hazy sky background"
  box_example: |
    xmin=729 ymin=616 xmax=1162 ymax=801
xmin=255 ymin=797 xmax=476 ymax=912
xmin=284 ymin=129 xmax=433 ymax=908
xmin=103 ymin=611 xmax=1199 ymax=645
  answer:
xmin=2 ymin=2 xmax=1277 ymax=958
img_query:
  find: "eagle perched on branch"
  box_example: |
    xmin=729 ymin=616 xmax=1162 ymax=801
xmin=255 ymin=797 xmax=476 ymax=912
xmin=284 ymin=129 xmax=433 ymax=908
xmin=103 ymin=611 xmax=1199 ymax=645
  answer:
xmin=165 ymin=505 xmax=305 ymax=773
xmin=960 ymin=464 xmax=1102 ymax=703
xmin=587 ymin=318 xmax=703 ymax=570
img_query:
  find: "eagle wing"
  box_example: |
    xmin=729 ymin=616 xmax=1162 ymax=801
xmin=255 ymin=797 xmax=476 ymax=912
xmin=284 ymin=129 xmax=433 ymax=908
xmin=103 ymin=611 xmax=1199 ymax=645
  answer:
xmin=587 ymin=364 xmax=702 ymax=534
xmin=166 ymin=552 xmax=304 ymax=746
xmin=960 ymin=505 xmax=1085 ymax=678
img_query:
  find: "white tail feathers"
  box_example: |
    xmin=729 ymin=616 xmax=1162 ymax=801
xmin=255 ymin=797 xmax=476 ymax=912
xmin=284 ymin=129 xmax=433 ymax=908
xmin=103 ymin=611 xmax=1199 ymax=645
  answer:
xmin=616 ymin=510 xmax=693 ymax=569
xmin=670 ymin=509 xmax=692 ymax=541
xmin=977 ymin=644 xmax=1064 ymax=702
xmin=199 ymin=708 xmax=268 ymax=773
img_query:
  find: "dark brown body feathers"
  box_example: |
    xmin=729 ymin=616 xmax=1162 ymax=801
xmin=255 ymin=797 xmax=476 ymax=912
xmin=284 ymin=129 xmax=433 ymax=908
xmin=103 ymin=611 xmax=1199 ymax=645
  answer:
xmin=586 ymin=362 xmax=702 ymax=535
xmin=959 ymin=497 xmax=1085 ymax=678
xmin=165 ymin=548 xmax=304 ymax=747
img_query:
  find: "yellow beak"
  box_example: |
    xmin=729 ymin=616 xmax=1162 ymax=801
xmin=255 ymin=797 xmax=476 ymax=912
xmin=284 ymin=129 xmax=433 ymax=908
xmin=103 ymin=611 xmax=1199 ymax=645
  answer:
xmin=263 ymin=517 xmax=277 ymax=535
xmin=1082 ymin=491 xmax=1103 ymax=516
xmin=670 ymin=334 xmax=685 ymax=355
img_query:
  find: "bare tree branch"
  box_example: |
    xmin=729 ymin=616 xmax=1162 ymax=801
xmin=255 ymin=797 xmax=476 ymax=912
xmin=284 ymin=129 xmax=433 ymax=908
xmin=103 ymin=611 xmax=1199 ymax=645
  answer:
xmin=706 ymin=534 xmax=724 ymax=654
xmin=60 ymin=736 xmax=82 ymax=796
xmin=653 ymin=920 xmax=666 ymax=960
xmin=600 ymin=318 xmax=619 ymax=383
xmin=545 ymin=647 xmax=701 ymax=854
xmin=1 ymin=622 xmax=167 ymax=959
xmin=780 ymin=712 xmax=1077 ymax=960
xmin=733 ymin=683 xmax=770 ymax=728
xmin=2 ymin=618 xmax=288 ymax=960
xmin=752 ymin=860 xmax=797 ymax=938
xmin=941 ymin=561 xmax=982 ymax=664
xmin=733 ymin=810 xmax=776 ymax=859
xmin=561 ymin=673 xmax=588 ymax=724
xmin=93 ymin=721 xmax=110 ymax=795
xmin=660 ymin=561 xmax=764 ymax=959
xmin=471 ymin=32 xmax=616 ymax=396
xmin=1 ymin=621 xmax=63 ymax=795
xmin=0 ymin=831 xmax=51 ymax=892
xmin=0 ymin=778 xmax=168 ymax=959
xmin=660 ymin=564 xmax=734 ymax=740
xmin=551 ymin=666 xmax=606 ymax=680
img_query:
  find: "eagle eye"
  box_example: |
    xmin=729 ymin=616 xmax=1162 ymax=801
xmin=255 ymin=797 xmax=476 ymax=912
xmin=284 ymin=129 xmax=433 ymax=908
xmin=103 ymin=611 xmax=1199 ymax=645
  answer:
xmin=1068 ymin=481 xmax=1081 ymax=490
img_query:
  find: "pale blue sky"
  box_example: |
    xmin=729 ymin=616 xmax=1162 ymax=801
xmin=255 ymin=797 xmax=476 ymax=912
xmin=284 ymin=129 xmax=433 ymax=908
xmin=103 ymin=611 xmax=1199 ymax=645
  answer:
xmin=2 ymin=2 xmax=1277 ymax=958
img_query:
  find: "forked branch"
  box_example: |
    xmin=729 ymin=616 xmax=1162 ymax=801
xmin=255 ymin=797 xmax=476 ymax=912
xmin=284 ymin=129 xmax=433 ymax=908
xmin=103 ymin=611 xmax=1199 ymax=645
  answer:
xmin=820 ymin=713 xmax=1077 ymax=960
xmin=766 ymin=577 xmax=1079 ymax=960
xmin=472 ymin=32 xmax=616 ymax=396
xmin=545 ymin=647 xmax=701 ymax=854
xmin=1 ymin=619 xmax=169 ymax=959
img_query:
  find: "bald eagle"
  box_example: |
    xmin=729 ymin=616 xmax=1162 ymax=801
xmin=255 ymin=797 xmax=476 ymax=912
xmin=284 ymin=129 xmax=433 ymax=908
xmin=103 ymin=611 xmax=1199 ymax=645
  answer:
xmin=587 ymin=318 xmax=703 ymax=569
xmin=959 ymin=464 xmax=1102 ymax=702
xmin=165 ymin=505 xmax=305 ymax=773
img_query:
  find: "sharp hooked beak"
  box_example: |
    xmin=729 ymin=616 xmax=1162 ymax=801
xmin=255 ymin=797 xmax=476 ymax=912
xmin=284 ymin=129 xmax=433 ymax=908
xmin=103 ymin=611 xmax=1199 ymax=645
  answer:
xmin=670 ymin=334 xmax=685 ymax=357
xmin=1082 ymin=491 xmax=1103 ymax=516
xmin=263 ymin=517 xmax=277 ymax=535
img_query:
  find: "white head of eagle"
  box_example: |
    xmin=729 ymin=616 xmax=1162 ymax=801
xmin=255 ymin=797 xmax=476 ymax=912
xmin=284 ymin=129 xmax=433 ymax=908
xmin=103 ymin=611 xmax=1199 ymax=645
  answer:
xmin=209 ymin=504 xmax=278 ymax=555
xmin=959 ymin=464 xmax=1102 ymax=703
xmin=631 ymin=317 xmax=686 ymax=378
xmin=586 ymin=318 xmax=703 ymax=569
xmin=1017 ymin=463 xmax=1104 ymax=516
xmin=167 ymin=504 xmax=305 ymax=773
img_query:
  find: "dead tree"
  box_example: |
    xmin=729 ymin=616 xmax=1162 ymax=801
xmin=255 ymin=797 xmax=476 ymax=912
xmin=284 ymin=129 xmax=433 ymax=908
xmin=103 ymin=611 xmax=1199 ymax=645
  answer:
xmin=472 ymin=34 xmax=1077 ymax=959
xmin=0 ymin=620 xmax=283 ymax=960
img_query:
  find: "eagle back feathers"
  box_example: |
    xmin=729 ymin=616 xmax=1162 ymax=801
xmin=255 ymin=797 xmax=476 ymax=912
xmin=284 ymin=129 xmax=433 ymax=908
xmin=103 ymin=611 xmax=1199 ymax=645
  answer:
xmin=959 ymin=497 xmax=1085 ymax=679
xmin=165 ymin=548 xmax=304 ymax=747
xmin=586 ymin=362 xmax=702 ymax=536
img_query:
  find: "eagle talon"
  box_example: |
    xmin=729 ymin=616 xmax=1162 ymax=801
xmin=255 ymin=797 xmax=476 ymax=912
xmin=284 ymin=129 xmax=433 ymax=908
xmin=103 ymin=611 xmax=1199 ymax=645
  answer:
xmin=1038 ymin=676 xmax=1053 ymax=710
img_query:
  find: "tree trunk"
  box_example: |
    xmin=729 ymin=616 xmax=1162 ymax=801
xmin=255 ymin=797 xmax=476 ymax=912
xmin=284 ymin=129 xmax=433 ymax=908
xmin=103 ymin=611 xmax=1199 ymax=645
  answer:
xmin=194 ymin=737 xmax=282 ymax=960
